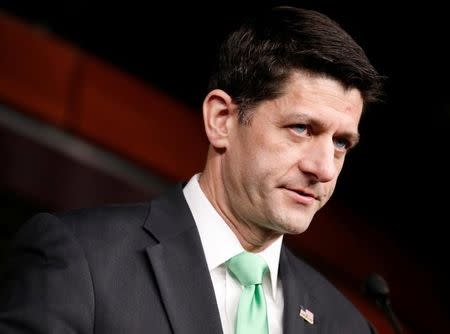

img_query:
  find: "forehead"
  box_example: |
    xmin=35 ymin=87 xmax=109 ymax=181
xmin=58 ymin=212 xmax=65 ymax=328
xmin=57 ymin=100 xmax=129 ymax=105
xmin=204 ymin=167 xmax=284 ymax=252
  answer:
xmin=264 ymin=72 xmax=364 ymax=126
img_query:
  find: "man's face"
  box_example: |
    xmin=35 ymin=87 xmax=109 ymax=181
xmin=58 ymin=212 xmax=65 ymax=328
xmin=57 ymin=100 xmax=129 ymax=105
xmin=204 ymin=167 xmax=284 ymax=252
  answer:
xmin=222 ymin=72 xmax=363 ymax=235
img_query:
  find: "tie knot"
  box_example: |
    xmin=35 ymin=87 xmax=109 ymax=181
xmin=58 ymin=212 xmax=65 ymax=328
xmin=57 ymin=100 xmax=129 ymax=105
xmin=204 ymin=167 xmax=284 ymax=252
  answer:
xmin=227 ymin=252 xmax=268 ymax=286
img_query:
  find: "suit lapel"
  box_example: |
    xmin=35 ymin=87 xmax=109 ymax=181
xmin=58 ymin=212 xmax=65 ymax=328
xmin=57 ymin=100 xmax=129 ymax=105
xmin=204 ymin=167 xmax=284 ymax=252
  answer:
xmin=143 ymin=185 xmax=223 ymax=334
xmin=280 ymin=246 xmax=321 ymax=334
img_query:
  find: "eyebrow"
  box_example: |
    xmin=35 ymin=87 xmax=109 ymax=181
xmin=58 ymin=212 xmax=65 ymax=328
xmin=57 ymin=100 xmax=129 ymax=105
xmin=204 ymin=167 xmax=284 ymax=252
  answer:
xmin=340 ymin=131 xmax=360 ymax=148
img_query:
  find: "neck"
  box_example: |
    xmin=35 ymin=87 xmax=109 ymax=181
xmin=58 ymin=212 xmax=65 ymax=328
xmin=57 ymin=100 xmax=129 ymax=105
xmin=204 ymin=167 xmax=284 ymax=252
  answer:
xmin=199 ymin=161 xmax=281 ymax=253
xmin=223 ymin=215 xmax=281 ymax=252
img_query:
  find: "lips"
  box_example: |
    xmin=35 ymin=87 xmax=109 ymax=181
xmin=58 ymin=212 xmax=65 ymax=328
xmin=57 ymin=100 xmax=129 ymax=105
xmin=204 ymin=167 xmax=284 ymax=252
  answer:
xmin=285 ymin=187 xmax=318 ymax=200
xmin=284 ymin=187 xmax=319 ymax=205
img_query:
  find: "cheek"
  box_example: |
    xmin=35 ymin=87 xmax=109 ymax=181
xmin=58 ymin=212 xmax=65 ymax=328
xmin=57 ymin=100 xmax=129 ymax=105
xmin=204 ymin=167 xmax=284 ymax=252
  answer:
xmin=233 ymin=131 xmax=292 ymax=183
xmin=248 ymin=146 xmax=285 ymax=177
xmin=333 ymin=160 xmax=346 ymax=183
xmin=321 ymin=179 xmax=338 ymax=204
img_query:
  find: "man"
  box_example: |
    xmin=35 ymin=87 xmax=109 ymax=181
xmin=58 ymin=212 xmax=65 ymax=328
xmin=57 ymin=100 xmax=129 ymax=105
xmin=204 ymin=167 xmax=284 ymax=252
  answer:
xmin=0 ymin=6 xmax=382 ymax=334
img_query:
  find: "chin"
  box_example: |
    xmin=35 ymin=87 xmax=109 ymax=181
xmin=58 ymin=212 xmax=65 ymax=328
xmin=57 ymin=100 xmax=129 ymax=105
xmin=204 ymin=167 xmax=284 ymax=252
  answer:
xmin=266 ymin=204 xmax=316 ymax=234
xmin=283 ymin=222 xmax=311 ymax=235
xmin=271 ymin=217 xmax=312 ymax=235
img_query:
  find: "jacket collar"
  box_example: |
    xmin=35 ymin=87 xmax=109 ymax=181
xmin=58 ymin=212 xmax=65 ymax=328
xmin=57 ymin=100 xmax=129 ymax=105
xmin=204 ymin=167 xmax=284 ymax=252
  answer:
xmin=280 ymin=246 xmax=321 ymax=334
xmin=143 ymin=184 xmax=223 ymax=334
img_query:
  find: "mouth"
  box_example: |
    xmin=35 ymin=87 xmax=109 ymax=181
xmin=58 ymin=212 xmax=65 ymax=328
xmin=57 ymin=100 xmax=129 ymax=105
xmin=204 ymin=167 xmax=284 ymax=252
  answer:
xmin=283 ymin=186 xmax=319 ymax=202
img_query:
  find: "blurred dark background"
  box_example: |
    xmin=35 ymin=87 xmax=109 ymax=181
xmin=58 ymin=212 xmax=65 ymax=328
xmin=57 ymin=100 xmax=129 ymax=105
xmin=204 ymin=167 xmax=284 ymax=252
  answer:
xmin=1 ymin=0 xmax=449 ymax=331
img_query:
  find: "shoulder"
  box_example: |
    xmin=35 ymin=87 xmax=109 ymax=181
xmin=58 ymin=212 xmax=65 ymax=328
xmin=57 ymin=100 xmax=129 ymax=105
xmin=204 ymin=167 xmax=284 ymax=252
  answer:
xmin=56 ymin=201 xmax=152 ymax=233
xmin=10 ymin=202 xmax=151 ymax=251
xmin=14 ymin=182 xmax=188 ymax=250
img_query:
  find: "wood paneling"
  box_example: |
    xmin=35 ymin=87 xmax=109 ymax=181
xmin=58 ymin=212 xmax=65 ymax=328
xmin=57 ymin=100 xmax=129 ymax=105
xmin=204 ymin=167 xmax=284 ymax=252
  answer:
xmin=0 ymin=12 xmax=208 ymax=181
xmin=0 ymin=12 xmax=78 ymax=126
xmin=75 ymin=57 xmax=208 ymax=180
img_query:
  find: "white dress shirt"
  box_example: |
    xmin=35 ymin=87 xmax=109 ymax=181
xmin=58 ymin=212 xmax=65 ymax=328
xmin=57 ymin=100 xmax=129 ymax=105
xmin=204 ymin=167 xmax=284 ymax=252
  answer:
xmin=183 ymin=173 xmax=284 ymax=334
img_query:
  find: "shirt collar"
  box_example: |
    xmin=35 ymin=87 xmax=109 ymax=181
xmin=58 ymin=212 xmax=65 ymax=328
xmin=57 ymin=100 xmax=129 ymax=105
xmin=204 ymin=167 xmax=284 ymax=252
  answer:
xmin=183 ymin=173 xmax=283 ymax=299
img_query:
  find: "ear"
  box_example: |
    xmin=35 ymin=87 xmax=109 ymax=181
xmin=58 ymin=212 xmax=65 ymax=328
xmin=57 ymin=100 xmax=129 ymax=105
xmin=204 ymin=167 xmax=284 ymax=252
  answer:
xmin=202 ymin=89 xmax=237 ymax=149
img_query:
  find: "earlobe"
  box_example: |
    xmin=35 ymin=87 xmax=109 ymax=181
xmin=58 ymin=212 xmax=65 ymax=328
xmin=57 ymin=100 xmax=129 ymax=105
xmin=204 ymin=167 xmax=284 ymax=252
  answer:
xmin=202 ymin=89 xmax=237 ymax=148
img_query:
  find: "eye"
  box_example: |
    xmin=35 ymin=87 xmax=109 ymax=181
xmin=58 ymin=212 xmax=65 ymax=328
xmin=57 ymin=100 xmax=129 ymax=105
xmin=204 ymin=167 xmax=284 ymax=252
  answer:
xmin=333 ymin=137 xmax=351 ymax=151
xmin=290 ymin=124 xmax=308 ymax=134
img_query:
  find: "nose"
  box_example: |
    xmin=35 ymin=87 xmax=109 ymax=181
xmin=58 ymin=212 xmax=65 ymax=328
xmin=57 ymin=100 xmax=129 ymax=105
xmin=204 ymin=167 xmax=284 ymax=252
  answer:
xmin=298 ymin=138 xmax=337 ymax=183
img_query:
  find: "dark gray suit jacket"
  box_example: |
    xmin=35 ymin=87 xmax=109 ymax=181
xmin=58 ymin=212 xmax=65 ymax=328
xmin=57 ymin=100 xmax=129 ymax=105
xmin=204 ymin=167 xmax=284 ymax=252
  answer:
xmin=0 ymin=184 xmax=374 ymax=333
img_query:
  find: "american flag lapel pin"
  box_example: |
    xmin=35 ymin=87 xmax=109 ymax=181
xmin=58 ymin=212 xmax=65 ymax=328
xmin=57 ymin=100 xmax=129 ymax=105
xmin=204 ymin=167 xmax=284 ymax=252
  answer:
xmin=299 ymin=307 xmax=314 ymax=325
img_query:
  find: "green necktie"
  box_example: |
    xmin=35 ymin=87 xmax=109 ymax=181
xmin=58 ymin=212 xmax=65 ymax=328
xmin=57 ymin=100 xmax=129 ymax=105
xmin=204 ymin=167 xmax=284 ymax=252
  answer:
xmin=227 ymin=252 xmax=269 ymax=334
